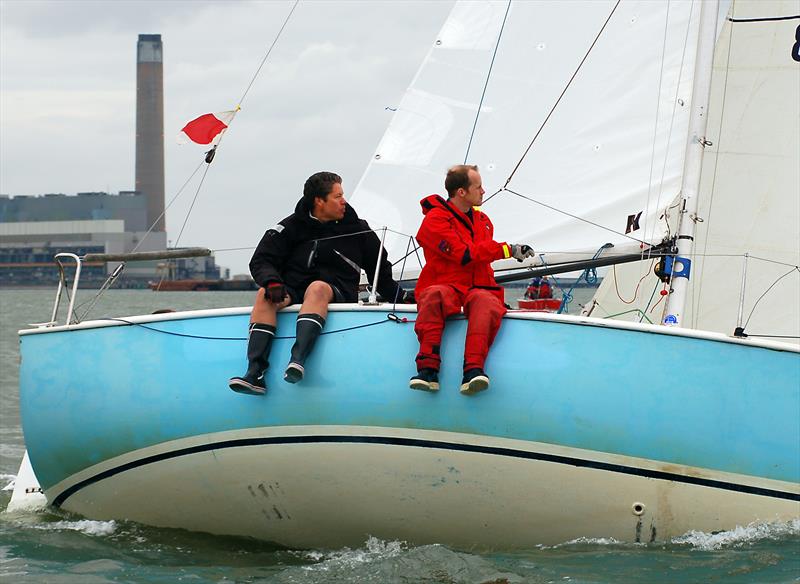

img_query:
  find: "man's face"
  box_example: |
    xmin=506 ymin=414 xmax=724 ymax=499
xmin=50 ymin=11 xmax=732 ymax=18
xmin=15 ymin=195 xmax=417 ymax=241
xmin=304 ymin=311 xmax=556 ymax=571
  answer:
xmin=463 ymin=169 xmax=485 ymax=207
xmin=315 ymin=182 xmax=347 ymax=222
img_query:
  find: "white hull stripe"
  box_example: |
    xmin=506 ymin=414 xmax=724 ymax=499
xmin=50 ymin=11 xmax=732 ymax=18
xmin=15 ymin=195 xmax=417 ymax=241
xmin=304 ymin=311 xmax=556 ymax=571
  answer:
xmin=51 ymin=435 xmax=800 ymax=508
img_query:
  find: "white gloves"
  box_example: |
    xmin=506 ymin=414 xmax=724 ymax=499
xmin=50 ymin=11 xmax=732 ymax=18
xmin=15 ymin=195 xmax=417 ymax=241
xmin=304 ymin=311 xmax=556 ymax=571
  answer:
xmin=510 ymin=244 xmax=535 ymax=262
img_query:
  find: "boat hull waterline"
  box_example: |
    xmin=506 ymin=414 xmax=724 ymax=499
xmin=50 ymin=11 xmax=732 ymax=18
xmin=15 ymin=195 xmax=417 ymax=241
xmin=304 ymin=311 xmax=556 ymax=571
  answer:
xmin=18 ymin=306 xmax=800 ymax=548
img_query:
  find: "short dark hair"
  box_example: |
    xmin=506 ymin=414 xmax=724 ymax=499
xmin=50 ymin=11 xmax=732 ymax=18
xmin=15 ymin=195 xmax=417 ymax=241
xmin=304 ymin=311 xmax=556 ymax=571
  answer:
xmin=303 ymin=171 xmax=342 ymax=211
xmin=445 ymin=164 xmax=478 ymax=198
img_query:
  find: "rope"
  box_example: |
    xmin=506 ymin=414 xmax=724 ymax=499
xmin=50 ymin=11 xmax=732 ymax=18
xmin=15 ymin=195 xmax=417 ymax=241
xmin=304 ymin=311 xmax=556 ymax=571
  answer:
xmin=604 ymin=308 xmax=654 ymax=324
xmin=612 ymin=259 xmax=656 ymax=305
xmin=554 ymin=245 xmax=607 ymax=313
xmin=640 ymin=279 xmax=664 ymax=322
xmin=99 ymin=312 xmax=414 ymax=342
xmin=463 ymin=0 xmax=512 ymax=163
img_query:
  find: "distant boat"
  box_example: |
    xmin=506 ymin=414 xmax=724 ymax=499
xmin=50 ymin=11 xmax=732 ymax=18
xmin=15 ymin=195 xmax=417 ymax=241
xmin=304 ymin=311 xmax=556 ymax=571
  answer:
xmin=10 ymin=0 xmax=799 ymax=550
xmin=517 ymin=298 xmax=561 ymax=311
xmin=148 ymin=279 xmax=257 ymax=292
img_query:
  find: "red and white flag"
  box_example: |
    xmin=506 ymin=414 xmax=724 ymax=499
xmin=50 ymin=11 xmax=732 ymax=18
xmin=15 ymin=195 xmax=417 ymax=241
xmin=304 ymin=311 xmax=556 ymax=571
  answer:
xmin=178 ymin=110 xmax=237 ymax=145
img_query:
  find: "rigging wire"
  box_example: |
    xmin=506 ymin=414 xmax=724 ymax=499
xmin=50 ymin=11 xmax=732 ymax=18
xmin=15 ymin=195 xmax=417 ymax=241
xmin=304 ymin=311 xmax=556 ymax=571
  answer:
xmin=131 ymin=159 xmax=208 ymax=256
xmin=492 ymin=0 xmax=622 ymax=195
xmin=639 ymin=0 xmax=674 ymax=251
xmin=742 ymin=266 xmax=800 ymax=330
xmin=503 ymin=187 xmax=650 ymax=245
xmin=71 ymin=3 xmax=300 ymax=318
xmin=652 ymin=0 xmax=696 ymax=245
xmin=71 ymin=159 xmax=208 ymax=315
xmin=174 ymin=164 xmax=214 ymax=248
xmin=463 ymin=0 xmax=512 ymax=163
xmin=236 ymin=0 xmax=300 ymax=109
xmin=692 ymin=5 xmax=735 ymax=329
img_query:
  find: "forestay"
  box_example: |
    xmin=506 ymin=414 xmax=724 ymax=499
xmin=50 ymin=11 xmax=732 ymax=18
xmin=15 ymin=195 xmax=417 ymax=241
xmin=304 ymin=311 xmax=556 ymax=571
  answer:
xmin=589 ymin=0 xmax=800 ymax=342
xmin=350 ymin=0 xmax=703 ymax=269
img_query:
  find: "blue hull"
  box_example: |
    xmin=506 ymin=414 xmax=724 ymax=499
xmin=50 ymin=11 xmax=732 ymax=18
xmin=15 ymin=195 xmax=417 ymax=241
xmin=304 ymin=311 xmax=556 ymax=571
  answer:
xmin=18 ymin=306 xmax=800 ymax=546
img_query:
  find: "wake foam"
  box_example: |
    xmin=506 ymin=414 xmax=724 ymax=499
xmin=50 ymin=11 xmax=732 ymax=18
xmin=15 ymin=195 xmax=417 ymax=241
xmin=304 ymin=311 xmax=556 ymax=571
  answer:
xmin=1 ymin=473 xmax=16 ymax=490
xmin=300 ymin=536 xmax=407 ymax=568
xmin=673 ymin=519 xmax=800 ymax=550
xmin=31 ymin=519 xmax=118 ymax=537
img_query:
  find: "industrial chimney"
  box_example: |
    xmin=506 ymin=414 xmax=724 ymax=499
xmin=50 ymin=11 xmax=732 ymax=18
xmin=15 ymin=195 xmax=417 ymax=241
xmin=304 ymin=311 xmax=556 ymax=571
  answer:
xmin=135 ymin=34 xmax=166 ymax=232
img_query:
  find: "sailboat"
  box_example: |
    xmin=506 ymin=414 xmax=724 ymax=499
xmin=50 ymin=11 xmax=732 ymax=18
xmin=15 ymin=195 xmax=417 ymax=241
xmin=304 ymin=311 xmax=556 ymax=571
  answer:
xmin=10 ymin=0 xmax=798 ymax=549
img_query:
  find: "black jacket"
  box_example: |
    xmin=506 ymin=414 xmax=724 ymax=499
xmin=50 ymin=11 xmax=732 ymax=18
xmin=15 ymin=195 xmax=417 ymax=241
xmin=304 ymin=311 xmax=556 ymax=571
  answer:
xmin=249 ymin=199 xmax=404 ymax=303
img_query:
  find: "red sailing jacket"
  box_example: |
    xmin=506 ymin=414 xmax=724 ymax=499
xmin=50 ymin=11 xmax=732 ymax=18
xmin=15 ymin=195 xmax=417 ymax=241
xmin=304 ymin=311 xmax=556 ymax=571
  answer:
xmin=415 ymin=194 xmax=511 ymax=302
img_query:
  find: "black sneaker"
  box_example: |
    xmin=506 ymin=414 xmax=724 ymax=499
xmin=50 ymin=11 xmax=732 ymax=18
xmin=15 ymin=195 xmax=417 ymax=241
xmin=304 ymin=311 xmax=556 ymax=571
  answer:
xmin=229 ymin=375 xmax=266 ymax=396
xmin=409 ymin=368 xmax=440 ymax=392
xmin=284 ymin=362 xmax=305 ymax=384
xmin=460 ymin=368 xmax=489 ymax=395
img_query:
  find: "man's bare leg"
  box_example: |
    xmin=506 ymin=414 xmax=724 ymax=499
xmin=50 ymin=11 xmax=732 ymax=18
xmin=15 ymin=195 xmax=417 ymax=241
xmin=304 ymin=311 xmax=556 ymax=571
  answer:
xmin=229 ymin=288 xmax=290 ymax=395
xmin=284 ymin=281 xmax=334 ymax=383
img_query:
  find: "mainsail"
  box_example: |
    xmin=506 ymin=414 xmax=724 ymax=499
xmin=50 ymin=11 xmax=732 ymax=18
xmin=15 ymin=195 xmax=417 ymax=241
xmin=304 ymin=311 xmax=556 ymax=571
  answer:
xmin=590 ymin=0 xmax=800 ymax=342
xmin=350 ymin=0 xmax=704 ymax=270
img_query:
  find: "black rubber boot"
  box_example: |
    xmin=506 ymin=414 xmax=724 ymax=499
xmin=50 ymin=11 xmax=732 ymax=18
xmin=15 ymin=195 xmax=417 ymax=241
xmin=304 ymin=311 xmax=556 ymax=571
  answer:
xmin=284 ymin=313 xmax=325 ymax=383
xmin=229 ymin=323 xmax=275 ymax=395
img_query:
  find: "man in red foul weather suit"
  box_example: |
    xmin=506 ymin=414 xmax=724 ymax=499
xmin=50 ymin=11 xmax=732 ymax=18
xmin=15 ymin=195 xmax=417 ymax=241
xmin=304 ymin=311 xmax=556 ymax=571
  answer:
xmin=410 ymin=165 xmax=534 ymax=395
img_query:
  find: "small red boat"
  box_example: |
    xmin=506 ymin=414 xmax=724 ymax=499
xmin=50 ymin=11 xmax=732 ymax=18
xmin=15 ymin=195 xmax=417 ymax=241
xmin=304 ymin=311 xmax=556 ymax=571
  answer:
xmin=517 ymin=298 xmax=562 ymax=311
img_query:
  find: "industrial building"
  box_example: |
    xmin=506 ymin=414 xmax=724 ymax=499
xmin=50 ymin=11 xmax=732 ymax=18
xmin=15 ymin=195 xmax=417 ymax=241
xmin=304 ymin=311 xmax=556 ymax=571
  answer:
xmin=0 ymin=34 xmax=224 ymax=288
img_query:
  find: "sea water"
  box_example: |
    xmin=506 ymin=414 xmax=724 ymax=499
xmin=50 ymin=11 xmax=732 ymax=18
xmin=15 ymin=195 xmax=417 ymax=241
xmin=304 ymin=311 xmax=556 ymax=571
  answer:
xmin=1 ymin=289 xmax=798 ymax=583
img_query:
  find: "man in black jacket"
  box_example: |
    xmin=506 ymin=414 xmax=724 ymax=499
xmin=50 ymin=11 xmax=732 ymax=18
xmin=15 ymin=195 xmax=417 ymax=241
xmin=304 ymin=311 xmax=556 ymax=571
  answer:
xmin=229 ymin=171 xmax=411 ymax=395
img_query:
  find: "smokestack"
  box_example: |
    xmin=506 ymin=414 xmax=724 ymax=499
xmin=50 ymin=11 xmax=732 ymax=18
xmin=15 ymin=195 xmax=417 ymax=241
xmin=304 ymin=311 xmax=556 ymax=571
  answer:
xmin=135 ymin=34 xmax=166 ymax=232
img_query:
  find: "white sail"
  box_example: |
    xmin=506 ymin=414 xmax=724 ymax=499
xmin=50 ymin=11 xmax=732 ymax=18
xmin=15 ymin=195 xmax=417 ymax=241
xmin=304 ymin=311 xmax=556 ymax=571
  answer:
xmin=589 ymin=0 xmax=800 ymax=342
xmin=351 ymin=0 xmax=704 ymax=271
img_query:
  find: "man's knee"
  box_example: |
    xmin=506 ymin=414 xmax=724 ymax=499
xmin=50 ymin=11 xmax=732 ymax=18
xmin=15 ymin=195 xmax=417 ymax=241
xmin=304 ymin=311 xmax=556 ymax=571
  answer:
xmin=465 ymin=290 xmax=505 ymax=316
xmin=254 ymin=288 xmax=289 ymax=311
xmin=418 ymin=285 xmax=460 ymax=313
xmin=304 ymin=281 xmax=334 ymax=303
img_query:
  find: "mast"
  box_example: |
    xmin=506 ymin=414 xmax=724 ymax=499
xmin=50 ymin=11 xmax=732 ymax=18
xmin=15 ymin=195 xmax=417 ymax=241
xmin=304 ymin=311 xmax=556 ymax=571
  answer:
xmin=662 ymin=0 xmax=720 ymax=327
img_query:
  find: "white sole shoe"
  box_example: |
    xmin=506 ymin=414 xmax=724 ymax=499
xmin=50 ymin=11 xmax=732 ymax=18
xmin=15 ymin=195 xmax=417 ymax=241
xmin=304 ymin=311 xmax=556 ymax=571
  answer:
xmin=460 ymin=375 xmax=489 ymax=395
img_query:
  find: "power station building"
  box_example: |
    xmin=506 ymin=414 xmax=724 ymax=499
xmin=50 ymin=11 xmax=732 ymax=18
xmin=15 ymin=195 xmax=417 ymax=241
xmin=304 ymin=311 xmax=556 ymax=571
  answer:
xmin=0 ymin=34 xmax=222 ymax=287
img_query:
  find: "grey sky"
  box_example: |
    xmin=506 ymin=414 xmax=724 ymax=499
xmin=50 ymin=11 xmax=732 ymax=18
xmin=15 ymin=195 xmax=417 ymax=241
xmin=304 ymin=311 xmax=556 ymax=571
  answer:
xmin=0 ymin=0 xmax=454 ymax=275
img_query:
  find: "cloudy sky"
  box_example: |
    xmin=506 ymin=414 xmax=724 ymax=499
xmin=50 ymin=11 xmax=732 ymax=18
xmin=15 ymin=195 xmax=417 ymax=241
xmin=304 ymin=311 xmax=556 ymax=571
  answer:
xmin=0 ymin=0 xmax=453 ymax=275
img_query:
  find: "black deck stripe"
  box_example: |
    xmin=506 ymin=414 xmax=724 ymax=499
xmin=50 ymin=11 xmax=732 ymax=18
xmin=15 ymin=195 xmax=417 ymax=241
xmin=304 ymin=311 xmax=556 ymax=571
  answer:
xmin=52 ymin=435 xmax=799 ymax=507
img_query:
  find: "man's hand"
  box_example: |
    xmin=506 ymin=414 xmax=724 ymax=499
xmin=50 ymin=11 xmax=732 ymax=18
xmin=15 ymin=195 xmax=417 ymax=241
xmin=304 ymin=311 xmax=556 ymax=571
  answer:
xmin=510 ymin=244 xmax=535 ymax=262
xmin=265 ymin=282 xmax=287 ymax=303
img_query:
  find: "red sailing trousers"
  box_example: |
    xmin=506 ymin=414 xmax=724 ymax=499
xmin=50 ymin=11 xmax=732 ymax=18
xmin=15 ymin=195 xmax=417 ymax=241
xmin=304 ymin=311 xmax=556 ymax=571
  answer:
xmin=414 ymin=285 xmax=507 ymax=372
